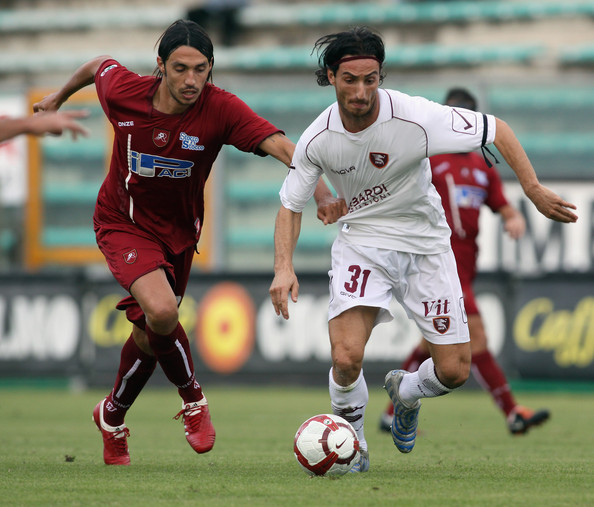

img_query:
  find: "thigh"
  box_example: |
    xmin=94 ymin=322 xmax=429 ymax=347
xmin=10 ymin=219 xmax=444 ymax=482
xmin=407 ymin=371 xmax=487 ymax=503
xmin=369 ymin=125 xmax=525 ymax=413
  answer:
xmin=96 ymin=228 xmax=172 ymax=292
xmin=401 ymin=250 xmax=470 ymax=345
xmin=130 ymin=268 xmax=178 ymax=313
xmin=328 ymin=305 xmax=379 ymax=357
xmin=328 ymin=239 xmax=394 ymax=326
xmin=99 ymin=228 xmax=194 ymax=326
xmin=130 ymin=244 xmax=194 ymax=311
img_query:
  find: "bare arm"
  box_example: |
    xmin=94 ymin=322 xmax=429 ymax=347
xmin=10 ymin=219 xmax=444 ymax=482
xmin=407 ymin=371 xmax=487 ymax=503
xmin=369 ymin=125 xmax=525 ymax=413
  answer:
xmin=313 ymin=178 xmax=348 ymax=225
xmin=269 ymin=205 xmax=302 ymax=320
xmin=494 ymin=117 xmax=577 ymax=223
xmin=258 ymin=132 xmax=294 ymax=167
xmin=258 ymin=132 xmax=347 ymax=224
xmin=33 ymin=55 xmax=112 ymax=112
xmin=498 ymin=204 xmax=525 ymax=240
xmin=0 ymin=111 xmax=90 ymax=142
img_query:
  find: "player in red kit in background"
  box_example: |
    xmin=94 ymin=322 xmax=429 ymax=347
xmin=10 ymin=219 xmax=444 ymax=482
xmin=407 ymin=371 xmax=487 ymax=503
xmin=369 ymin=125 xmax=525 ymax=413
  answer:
xmin=379 ymin=88 xmax=550 ymax=436
xmin=34 ymin=19 xmax=345 ymax=465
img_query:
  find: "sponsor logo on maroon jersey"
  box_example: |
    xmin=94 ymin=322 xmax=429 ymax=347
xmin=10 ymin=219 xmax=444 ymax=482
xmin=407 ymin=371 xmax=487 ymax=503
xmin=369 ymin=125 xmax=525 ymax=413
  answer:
xmin=153 ymin=128 xmax=170 ymax=147
xmin=100 ymin=64 xmax=118 ymax=77
xmin=123 ymin=249 xmax=137 ymax=264
xmin=433 ymin=317 xmax=450 ymax=334
xmin=369 ymin=152 xmax=389 ymax=169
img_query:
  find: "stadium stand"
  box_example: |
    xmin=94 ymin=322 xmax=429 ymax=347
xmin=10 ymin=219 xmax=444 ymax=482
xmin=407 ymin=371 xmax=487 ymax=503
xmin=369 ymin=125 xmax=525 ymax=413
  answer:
xmin=561 ymin=44 xmax=594 ymax=65
xmin=238 ymin=1 xmax=594 ymax=27
xmin=0 ymin=0 xmax=593 ymax=271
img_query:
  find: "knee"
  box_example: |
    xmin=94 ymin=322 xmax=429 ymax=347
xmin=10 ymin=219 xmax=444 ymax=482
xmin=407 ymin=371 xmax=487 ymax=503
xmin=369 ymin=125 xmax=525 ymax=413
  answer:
xmin=144 ymin=302 xmax=179 ymax=335
xmin=435 ymin=355 xmax=471 ymax=389
xmin=332 ymin=348 xmax=363 ymax=385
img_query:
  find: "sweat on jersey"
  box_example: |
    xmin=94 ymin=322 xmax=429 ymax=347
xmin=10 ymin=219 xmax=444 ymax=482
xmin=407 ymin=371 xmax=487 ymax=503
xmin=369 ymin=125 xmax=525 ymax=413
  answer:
xmin=280 ymin=88 xmax=496 ymax=255
xmin=93 ymin=58 xmax=281 ymax=254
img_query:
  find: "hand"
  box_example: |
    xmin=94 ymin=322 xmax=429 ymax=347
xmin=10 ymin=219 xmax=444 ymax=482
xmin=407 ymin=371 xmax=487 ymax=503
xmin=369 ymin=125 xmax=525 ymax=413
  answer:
xmin=316 ymin=196 xmax=348 ymax=225
xmin=32 ymin=91 xmax=64 ymax=113
xmin=30 ymin=110 xmax=90 ymax=140
xmin=269 ymin=269 xmax=299 ymax=320
xmin=526 ymin=184 xmax=578 ymax=223
xmin=503 ymin=214 xmax=526 ymax=239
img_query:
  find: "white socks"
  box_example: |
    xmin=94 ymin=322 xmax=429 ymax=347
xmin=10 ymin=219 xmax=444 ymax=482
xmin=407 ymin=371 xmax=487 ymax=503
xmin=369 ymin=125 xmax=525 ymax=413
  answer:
xmin=329 ymin=368 xmax=368 ymax=451
xmin=399 ymin=358 xmax=453 ymax=406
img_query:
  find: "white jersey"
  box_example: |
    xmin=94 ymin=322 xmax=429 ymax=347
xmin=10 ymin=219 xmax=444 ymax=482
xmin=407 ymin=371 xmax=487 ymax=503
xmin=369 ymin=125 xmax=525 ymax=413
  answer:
xmin=280 ymin=88 xmax=496 ymax=254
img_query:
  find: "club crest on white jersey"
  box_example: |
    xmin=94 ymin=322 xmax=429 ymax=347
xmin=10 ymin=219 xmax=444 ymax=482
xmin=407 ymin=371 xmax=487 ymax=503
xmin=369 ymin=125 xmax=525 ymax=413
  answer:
xmin=369 ymin=152 xmax=389 ymax=169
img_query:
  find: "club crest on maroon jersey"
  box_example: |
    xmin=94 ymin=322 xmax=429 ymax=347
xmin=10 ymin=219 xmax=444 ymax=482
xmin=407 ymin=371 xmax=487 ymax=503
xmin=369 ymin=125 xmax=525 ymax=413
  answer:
xmin=123 ymin=249 xmax=138 ymax=264
xmin=433 ymin=317 xmax=450 ymax=334
xmin=153 ymin=128 xmax=170 ymax=147
xmin=369 ymin=152 xmax=389 ymax=169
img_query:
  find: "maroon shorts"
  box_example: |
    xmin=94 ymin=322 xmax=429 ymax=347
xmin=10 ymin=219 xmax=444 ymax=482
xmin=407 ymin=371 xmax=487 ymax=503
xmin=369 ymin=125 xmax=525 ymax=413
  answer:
xmin=96 ymin=227 xmax=194 ymax=328
xmin=460 ymin=279 xmax=479 ymax=316
xmin=452 ymin=241 xmax=479 ymax=316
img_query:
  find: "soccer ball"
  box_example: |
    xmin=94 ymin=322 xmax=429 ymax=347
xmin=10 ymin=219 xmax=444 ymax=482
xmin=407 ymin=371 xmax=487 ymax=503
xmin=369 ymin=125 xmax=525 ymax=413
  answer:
xmin=293 ymin=414 xmax=360 ymax=477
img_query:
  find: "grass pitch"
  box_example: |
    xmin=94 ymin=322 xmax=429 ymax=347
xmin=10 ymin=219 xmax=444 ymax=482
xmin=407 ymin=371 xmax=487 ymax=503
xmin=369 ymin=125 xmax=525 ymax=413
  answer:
xmin=1 ymin=384 xmax=593 ymax=506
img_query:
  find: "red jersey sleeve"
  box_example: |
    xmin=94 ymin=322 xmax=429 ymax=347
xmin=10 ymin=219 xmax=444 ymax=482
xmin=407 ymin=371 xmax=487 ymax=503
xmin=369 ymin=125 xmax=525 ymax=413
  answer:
xmin=94 ymin=59 xmax=123 ymax=119
xmin=95 ymin=59 xmax=154 ymax=121
xmin=212 ymin=88 xmax=282 ymax=156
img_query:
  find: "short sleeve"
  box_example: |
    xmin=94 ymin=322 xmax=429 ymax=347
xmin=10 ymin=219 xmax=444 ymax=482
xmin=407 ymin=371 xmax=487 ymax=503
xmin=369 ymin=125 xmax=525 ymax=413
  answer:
xmin=215 ymin=91 xmax=282 ymax=156
xmin=279 ymin=136 xmax=323 ymax=212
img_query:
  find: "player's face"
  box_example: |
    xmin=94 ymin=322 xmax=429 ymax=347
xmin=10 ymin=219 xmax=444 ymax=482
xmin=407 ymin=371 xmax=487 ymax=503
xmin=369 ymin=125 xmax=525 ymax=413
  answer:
xmin=157 ymin=45 xmax=213 ymax=114
xmin=328 ymin=58 xmax=380 ymax=132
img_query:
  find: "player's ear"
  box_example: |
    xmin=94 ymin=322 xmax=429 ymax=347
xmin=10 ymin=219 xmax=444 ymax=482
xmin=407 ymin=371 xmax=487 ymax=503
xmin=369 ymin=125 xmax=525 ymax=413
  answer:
xmin=157 ymin=56 xmax=165 ymax=74
xmin=327 ymin=69 xmax=336 ymax=85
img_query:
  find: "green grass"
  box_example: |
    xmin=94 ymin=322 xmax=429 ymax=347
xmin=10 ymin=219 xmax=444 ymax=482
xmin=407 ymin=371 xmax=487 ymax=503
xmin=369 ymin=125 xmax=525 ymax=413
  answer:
xmin=1 ymin=386 xmax=593 ymax=506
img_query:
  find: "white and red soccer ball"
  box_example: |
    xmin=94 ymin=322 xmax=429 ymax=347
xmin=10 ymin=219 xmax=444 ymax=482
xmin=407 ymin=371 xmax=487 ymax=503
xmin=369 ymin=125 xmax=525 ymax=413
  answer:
xmin=293 ymin=414 xmax=360 ymax=476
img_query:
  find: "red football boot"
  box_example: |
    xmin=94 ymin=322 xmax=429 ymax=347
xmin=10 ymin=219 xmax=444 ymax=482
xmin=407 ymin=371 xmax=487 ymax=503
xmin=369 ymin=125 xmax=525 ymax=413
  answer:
xmin=174 ymin=397 xmax=216 ymax=454
xmin=93 ymin=399 xmax=131 ymax=465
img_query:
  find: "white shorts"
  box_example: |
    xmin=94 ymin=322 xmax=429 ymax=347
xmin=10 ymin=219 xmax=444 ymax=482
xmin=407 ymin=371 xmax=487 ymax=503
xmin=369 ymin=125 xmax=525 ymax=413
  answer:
xmin=328 ymin=238 xmax=469 ymax=345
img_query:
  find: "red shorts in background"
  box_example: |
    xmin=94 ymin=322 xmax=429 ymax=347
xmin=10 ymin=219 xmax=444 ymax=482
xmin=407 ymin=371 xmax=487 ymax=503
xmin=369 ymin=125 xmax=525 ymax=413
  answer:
xmin=452 ymin=240 xmax=479 ymax=316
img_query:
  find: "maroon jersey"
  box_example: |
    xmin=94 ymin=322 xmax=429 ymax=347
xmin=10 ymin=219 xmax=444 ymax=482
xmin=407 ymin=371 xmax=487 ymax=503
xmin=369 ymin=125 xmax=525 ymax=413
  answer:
xmin=430 ymin=152 xmax=508 ymax=282
xmin=93 ymin=59 xmax=281 ymax=254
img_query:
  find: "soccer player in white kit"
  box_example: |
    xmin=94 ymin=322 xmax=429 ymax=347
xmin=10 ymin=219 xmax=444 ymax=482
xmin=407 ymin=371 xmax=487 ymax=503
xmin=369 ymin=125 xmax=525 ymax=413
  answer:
xmin=269 ymin=27 xmax=578 ymax=472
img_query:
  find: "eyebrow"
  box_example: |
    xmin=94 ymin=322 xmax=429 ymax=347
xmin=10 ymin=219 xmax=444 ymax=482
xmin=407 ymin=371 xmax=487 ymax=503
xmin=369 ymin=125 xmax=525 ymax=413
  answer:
xmin=342 ymin=70 xmax=379 ymax=78
xmin=171 ymin=59 xmax=209 ymax=68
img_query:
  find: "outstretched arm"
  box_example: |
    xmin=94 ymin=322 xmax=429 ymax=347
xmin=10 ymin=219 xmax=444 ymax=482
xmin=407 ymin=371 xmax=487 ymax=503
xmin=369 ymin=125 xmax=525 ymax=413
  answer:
xmin=258 ymin=132 xmax=347 ymax=224
xmin=494 ymin=118 xmax=577 ymax=223
xmin=33 ymin=55 xmax=112 ymax=112
xmin=0 ymin=110 xmax=89 ymax=142
xmin=269 ymin=205 xmax=302 ymax=320
xmin=498 ymin=204 xmax=526 ymax=240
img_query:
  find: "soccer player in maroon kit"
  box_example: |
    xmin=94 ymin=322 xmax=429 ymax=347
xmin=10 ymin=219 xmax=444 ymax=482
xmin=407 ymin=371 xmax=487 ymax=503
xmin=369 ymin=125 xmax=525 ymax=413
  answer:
xmin=34 ymin=19 xmax=345 ymax=465
xmin=379 ymin=88 xmax=550 ymax=435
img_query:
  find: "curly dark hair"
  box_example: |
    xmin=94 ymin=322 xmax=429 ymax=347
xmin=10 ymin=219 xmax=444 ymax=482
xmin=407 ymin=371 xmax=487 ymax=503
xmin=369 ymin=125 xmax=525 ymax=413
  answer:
xmin=312 ymin=26 xmax=385 ymax=86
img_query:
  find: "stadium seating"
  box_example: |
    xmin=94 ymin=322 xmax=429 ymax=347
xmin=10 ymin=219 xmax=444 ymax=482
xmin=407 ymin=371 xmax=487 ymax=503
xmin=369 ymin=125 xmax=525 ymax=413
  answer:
xmin=1 ymin=0 xmax=593 ymax=271
xmin=560 ymin=44 xmax=594 ymax=65
xmin=238 ymin=1 xmax=594 ymax=27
